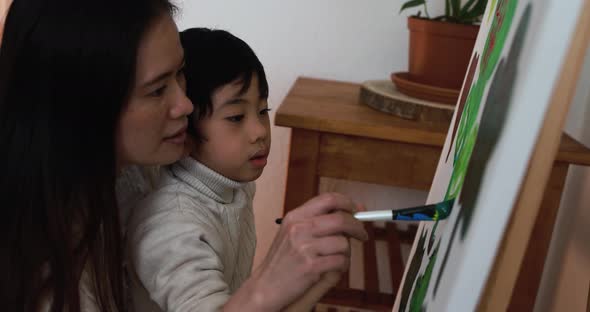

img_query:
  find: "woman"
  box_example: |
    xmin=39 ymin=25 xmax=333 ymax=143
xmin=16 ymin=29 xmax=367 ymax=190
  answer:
xmin=0 ymin=0 xmax=188 ymax=310
xmin=0 ymin=0 xmax=9 ymax=42
xmin=0 ymin=0 xmax=367 ymax=311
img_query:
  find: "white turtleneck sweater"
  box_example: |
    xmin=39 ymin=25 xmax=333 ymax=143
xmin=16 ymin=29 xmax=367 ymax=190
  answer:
xmin=126 ymin=157 xmax=257 ymax=312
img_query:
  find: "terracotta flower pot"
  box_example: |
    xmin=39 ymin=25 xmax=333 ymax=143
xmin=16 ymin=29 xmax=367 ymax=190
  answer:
xmin=407 ymin=17 xmax=479 ymax=90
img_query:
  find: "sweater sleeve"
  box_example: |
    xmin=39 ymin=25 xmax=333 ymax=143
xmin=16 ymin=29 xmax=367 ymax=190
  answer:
xmin=129 ymin=197 xmax=230 ymax=312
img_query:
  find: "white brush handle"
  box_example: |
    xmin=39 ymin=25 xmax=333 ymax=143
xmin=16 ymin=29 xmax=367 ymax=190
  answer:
xmin=353 ymin=210 xmax=393 ymax=221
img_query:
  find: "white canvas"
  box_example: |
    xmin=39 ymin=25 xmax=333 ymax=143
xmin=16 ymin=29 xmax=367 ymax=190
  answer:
xmin=393 ymin=0 xmax=586 ymax=311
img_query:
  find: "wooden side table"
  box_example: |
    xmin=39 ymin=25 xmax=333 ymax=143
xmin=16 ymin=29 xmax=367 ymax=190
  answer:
xmin=275 ymin=77 xmax=590 ymax=310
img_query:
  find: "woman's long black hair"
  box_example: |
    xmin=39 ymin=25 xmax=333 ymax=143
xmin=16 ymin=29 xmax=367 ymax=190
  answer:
xmin=0 ymin=0 xmax=174 ymax=310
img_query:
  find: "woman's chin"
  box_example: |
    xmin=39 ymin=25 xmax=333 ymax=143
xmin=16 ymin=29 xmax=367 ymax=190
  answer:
xmin=138 ymin=146 xmax=185 ymax=166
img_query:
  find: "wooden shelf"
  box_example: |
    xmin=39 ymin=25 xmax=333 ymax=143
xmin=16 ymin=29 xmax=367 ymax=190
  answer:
xmin=276 ymin=77 xmax=590 ymax=166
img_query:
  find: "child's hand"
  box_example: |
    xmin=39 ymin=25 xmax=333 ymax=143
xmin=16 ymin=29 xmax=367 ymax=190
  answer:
xmin=235 ymin=193 xmax=368 ymax=312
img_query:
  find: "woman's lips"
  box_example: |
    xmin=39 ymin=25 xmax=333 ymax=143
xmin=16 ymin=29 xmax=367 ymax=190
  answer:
xmin=164 ymin=127 xmax=187 ymax=145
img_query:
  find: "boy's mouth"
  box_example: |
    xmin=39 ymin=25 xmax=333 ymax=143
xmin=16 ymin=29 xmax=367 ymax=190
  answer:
xmin=249 ymin=149 xmax=269 ymax=168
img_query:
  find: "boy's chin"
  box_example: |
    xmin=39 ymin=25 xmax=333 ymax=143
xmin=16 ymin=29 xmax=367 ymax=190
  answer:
xmin=234 ymin=169 xmax=264 ymax=183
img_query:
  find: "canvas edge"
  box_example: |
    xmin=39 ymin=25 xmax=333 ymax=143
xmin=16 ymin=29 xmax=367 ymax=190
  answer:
xmin=391 ymin=1 xmax=499 ymax=310
xmin=476 ymin=0 xmax=590 ymax=310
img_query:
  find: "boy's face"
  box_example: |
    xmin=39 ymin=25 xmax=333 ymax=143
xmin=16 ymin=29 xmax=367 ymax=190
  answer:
xmin=191 ymin=74 xmax=271 ymax=182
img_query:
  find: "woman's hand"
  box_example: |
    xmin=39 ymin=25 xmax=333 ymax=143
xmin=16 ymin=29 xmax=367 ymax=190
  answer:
xmin=224 ymin=193 xmax=368 ymax=312
xmin=282 ymin=271 xmax=342 ymax=312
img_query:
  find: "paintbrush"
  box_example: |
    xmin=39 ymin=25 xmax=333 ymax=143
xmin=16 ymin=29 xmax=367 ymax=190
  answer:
xmin=274 ymin=198 xmax=455 ymax=224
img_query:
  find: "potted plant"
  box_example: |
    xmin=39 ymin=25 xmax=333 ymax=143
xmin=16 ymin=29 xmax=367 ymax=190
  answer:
xmin=392 ymin=0 xmax=487 ymax=103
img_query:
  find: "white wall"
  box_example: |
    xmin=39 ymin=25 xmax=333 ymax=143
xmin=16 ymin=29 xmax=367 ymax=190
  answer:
xmin=175 ymin=1 xmax=589 ymax=309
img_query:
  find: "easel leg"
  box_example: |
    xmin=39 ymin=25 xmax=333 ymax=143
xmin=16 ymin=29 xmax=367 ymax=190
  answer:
xmin=508 ymin=162 xmax=569 ymax=311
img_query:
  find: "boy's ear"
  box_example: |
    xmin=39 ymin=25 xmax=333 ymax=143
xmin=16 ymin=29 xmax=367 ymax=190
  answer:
xmin=183 ymin=134 xmax=198 ymax=157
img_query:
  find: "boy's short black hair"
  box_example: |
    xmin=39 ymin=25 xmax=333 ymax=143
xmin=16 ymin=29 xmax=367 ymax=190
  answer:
xmin=180 ymin=28 xmax=269 ymax=142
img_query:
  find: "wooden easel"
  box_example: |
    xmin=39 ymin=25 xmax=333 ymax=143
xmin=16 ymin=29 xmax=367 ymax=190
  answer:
xmin=478 ymin=0 xmax=590 ymax=310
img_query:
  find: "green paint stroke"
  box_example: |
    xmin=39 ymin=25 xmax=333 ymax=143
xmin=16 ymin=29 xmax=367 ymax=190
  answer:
xmin=487 ymin=0 xmax=498 ymax=22
xmin=427 ymin=219 xmax=439 ymax=254
xmin=403 ymin=0 xmax=521 ymax=309
xmin=409 ymin=243 xmax=439 ymax=312
xmin=434 ymin=3 xmax=532 ymax=297
xmin=399 ymin=228 xmax=429 ymax=312
xmin=481 ymin=0 xmax=518 ymax=81
xmin=445 ymin=0 xmax=518 ymax=201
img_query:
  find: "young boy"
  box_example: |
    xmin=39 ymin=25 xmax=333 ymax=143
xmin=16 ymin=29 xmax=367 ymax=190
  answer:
xmin=127 ymin=28 xmax=271 ymax=311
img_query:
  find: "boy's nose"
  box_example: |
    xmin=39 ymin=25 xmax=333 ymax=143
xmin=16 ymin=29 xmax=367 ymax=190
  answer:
xmin=249 ymin=118 xmax=269 ymax=143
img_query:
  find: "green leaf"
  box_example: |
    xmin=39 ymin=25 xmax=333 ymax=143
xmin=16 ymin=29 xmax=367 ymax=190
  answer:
xmin=462 ymin=0 xmax=487 ymax=20
xmin=445 ymin=0 xmax=451 ymax=17
xmin=451 ymin=0 xmax=461 ymax=17
xmin=459 ymin=0 xmax=478 ymax=16
xmin=472 ymin=0 xmax=488 ymax=15
xmin=400 ymin=0 xmax=426 ymax=13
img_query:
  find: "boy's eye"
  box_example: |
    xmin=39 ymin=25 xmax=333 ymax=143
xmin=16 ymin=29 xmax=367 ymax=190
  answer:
xmin=226 ymin=115 xmax=244 ymax=123
xmin=259 ymin=108 xmax=271 ymax=115
xmin=149 ymin=86 xmax=167 ymax=97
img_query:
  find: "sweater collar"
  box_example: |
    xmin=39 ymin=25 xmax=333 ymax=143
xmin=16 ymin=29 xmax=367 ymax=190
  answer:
xmin=171 ymin=157 xmax=245 ymax=204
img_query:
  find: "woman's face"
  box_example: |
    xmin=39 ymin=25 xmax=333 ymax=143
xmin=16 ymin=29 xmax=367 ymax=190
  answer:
xmin=0 ymin=0 xmax=11 ymax=43
xmin=117 ymin=13 xmax=193 ymax=167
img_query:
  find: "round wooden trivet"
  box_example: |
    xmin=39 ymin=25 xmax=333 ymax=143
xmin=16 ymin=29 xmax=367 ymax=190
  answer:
xmin=359 ymin=80 xmax=455 ymax=122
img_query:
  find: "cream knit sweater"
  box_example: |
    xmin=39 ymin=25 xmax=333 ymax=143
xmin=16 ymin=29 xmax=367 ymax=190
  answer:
xmin=126 ymin=157 xmax=257 ymax=312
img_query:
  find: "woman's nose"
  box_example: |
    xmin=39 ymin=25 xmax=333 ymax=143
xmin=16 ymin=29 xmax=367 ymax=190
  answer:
xmin=170 ymin=87 xmax=194 ymax=119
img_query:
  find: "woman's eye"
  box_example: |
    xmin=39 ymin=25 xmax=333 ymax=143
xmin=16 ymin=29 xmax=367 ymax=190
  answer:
xmin=260 ymin=108 xmax=271 ymax=115
xmin=177 ymin=71 xmax=187 ymax=90
xmin=226 ymin=115 xmax=244 ymax=123
xmin=149 ymin=86 xmax=167 ymax=97
xmin=177 ymin=66 xmax=185 ymax=77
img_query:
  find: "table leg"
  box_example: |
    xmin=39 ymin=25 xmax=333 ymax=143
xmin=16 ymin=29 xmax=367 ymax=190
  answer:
xmin=283 ymin=128 xmax=321 ymax=214
xmin=363 ymin=223 xmax=378 ymax=298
